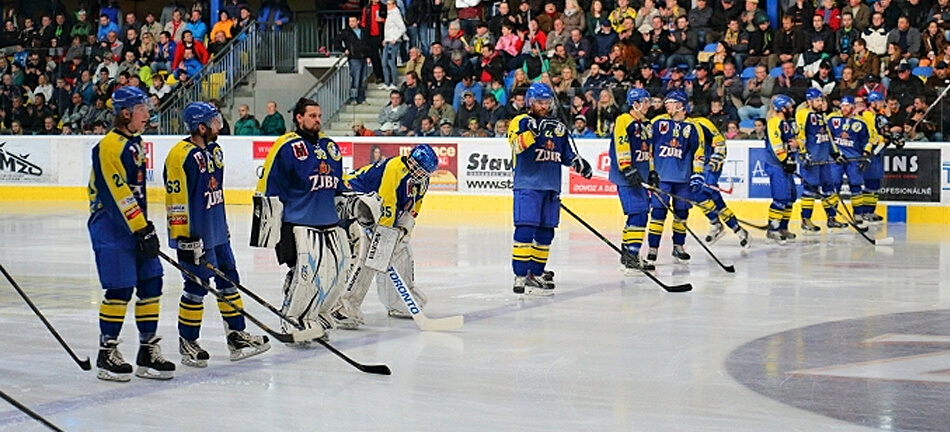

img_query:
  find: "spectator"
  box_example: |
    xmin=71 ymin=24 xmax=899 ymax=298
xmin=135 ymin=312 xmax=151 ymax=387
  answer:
xmin=335 ymin=16 xmax=369 ymax=105
xmin=667 ymin=16 xmax=699 ymax=70
xmin=91 ymin=120 xmax=109 ymax=134
xmin=351 ymin=119 xmax=375 ymax=136
xmin=71 ymin=10 xmax=93 ymax=39
xmin=258 ymin=0 xmax=292 ymax=29
xmin=31 ymin=74 xmax=52 ymax=101
xmin=20 ymin=18 xmax=37 ymax=48
xmin=422 ymin=42 xmax=450 ymax=86
xmin=382 ymin=0 xmax=406 ymax=91
xmin=139 ymin=32 xmax=157 ymax=64
xmin=546 ymin=19 xmax=568 ymax=57
xmin=152 ymin=31 xmax=177 ymax=72
xmin=886 ymin=16 xmax=922 ymax=67
xmin=442 ymin=20 xmax=468 ymax=59
xmin=401 ymin=92 xmax=429 ymax=135
xmin=636 ymin=63 xmax=663 ymax=96
xmin=586 ymin=0 xmax=608 ymax=38
xmin=775 ymin=60 xmax=808 ymax=102
xmin=405 ymin=47 xmax=425 ymax=79
xmin=745 ymin=16 xmax=773 ymax=68
xmin=749 ymin=118 xmax=767 ymax=138
xmin=60 ymin=92 xmax=88 ymax=130
xmin=142 ymin=13 xmax=163 ymax=41
xmin=707 ymin=99 xmax=734 ymax=131
xmin=174 ymin=47 xmax=202 ymax=81
xmin=378 ymin=90 xmax=407 ymax=131
xmin=222 ymin=0 xmax=249 ymax=23
xmin=172 ymin=30 xmax=209 ymax=69
xmin=260 ymin=101 xmax=286 ymax=135
xmin=412 ymin=116 xmax=438 ymax=137
xmin=165 ymin=9 xmax=186 ymax=42
xmin=478 ymin=94 xmax=504 ymax=130
xmin=640 ymin=16 xmax=670 ymax=69
xmin=586 ymin=88 xmax=618 ymax=137
xmin=455 ymin=89 xmax=481 ymax=127
xmin=76 ymin=70 xmax=95 ymax=104
xmin=855 ymin=73 xmax=886 ymax=99
xmin=785 ymin=0 xmax=815 ymax=29
xmin=903 ymin=0 xmax=930 ymax=30
xmin=723 ymin=120 xmax=747 ymax=139
xmin=428 ymin=66 xmax=455 ymax=104
xmin=211 ymin=11 xmax=236 ymax=40
xmin=37 ymin=16 xmax=55 ymax=47
xmin=399 ymin=71 xmax=426 ymax=106
xmin=555 ymin=67 xmax=582 ymax=105
xmin=233 ymin=104 xmax=261 ymax=135
xmin=816 ymin=0 xmax=842 ymax=31
xmin=505 ymin=91 xmax=527 ymax=118
xmin=120 ymin=12 xmax=140 ymax=38
xmin=185 ymin=10 xmax=207 ymax=42
xmin=1 ymin=20 xmax=17 ymax=48
xmin=664 ymin=64 xmax=689 ymax=94
xmin=688 ymin=0 xmax=713 ymax=43
xmin=843 ymin=0 xmax=871 ymax=31
xmin=26 ymin=93 xmax=53 ymax=132
xmin=488 ymin=2 xmax=514 ymax=38
xmin=889 ymin=63 xmax=925 ymax=107
xmin=738 ymin=64 xmax=773 ymax=120
xmin=797 ymin=35 xmax=830 ymax=78
xmin=832 ymin=66 xmax=860 ymax=99
xmin=722 ymin=18 xmax=749 ymax=67
xmin=771 ymin=16 xmax=799 ymax=69
xmin=537 ymin=3 xmax=561 ymax=34
xmin=863 ymin=13 xmax=888 ymax=56
xmin=921 ymin=20 xmax=947 ymax=65
xmin=50 ymin=77 xmax=71 ymax=115
xmin=687 ymin=63 xmax=716 ymax=115
xmin=562 ymin=0 xmax=586 ymax=35
xmin=570 ymin=114 xmax=596 ymax=138
xmin=438 ymin=118 xmax=457 ymax=137
xmin=493 ymin=119 xmax=509 ymax=137
xmin=117 ymin=51 xmax=141 ymax=77
xmin=97 ymin=15 xmax=120 ymax=41
xmin=460 ymin=117 xmax=488 ymax=137
xmin=149 ymin=74 xmax=171 ymax=101
xmin=453 ymin=75 xmax=482 ymax=111
xmin=360 ymin=0 xmax=386 ymax=86
xmin=521 ymin=45 xmax=549 ymax=81
xmin=476 ymin=46 xmax=505 ymax=85
xmin=235 ymin=7 xmax=255 ymax=34
xmin=847 ymin=38 xmax=881 ymax=79
xmin=489 ymin=78 xmax=508 ymax=106
xmin=208 ymin=31 xmax=228 ymax=56
xmin=565 ymin=29 xmax=591 ymax=72
xmin=495 ymin=24 xmax=523 ymax=70
xmin=811 ymin=61 xmax=836 ymax=95
xmin=35 ymin=116 xmax=60 ymax=135
xmin=592 ymin=19 xmax=619 ymax=69
xmin=2 ymin=96 xmax=27 ymax=129
xmin=428 ymin=93 xmax=456 ymax=126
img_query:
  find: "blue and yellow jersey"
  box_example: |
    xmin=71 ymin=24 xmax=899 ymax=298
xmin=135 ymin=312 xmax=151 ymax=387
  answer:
xmin=826 ymin=111 xmax=871 ymax=158
xmin=255 ymin=131 xmax=345 ymax=227
xmin=765 ymin=115 xmax=798 ymax=167
xmin=346 ymin=156 xmax=428 ymax=227
xmin=163 ymin=140 xmax=229 ymax=249
xmin=608 ymin=113 xmax=652 ymax=186
xmin=507 ymin=114 xmax=577 ymax=191
xmin=87 ymin=129 xmax=149 ymax=235
xmin=649 ymin=114 xmax=705 ymax=183
xmin=795 ymin=107 xmax=834 ymax=161
xmin=861 ymin=109 xmax=888 ymax=154
xmin=689 ymin=116 xmax=726 ymax=169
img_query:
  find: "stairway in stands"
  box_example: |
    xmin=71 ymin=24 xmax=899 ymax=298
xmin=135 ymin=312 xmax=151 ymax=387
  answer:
xmin=324 ymin=87 xmax=399 ymax=137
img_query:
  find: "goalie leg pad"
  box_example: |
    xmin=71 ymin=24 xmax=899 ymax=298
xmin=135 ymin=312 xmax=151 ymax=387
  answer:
xmin=250 ymin=195 xmax=283 ymax=248
xmin=331 ymin=227 xmax=376 ymax=329
xmin=377 ymin=240 xmax=428 ymax=317
xmin=281 ymin=226 xmax=351 ymax=330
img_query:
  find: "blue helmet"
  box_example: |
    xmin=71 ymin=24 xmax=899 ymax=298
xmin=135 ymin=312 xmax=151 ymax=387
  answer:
xmin=664 ymin=90 xmax=689 ymax=106
xmin=772 ymin=94 xmax=795 ymax=111
xmin=805 ymin=88 xmax=823 ymax=101
xmin=112 ymin=86 xmax=148 ymax=114
xmin=627 ymin=88 xmax=651 ymax=106
xmin=182 ymin=102 xmax=220 ymax=132
xmin=867 ymin=91 xmax=884 ymax=103
xmin=840 ymin=95 xmax=855 ymax=106
xmin=407 ymin=144 xmax=438 ymax=181
xmin=525 ymin=83 xmax=555 ymax=105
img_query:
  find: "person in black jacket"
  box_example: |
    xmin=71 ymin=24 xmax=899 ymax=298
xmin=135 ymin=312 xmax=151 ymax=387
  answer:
xmin=334 ymin=16 xmax=370 ymax=105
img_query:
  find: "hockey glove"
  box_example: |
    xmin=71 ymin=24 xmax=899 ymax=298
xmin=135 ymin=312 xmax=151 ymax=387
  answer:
xmin=831 ymin=151 xmax=848 ymax=166
xmin=689 ymin=173 xmax=705 ymax=192
xmin=537 ymin=118 xmax=562 ymax=135
xmin=134 ymin=221 xmax=160 ymax=259
xmin=647 ymin=170 xmax=660 ymax=188
xmin=858 ymin=151 xmax=871 ymax=171
xmin=707 ymin=153 xmax=726 ymax=172
xmin=176 ymin=236 xmax=204 ymax=266
xmin=621 ymin=167 xmax=644 ymax=189
xmin=572 ymin=156 xmax=593 ymax=179
xmin=893 ymin=132 xmax=906 ymax=149
xmin=782 ymin=157 xmax=797 ymax=173
xmin=526 ymin=117 xmax=542 ymax=136
xmin=800 ymin=152 xmax=813 ymax=167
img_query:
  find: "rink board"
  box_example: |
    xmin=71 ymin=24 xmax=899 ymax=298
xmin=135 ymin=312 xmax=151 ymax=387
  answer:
xmin=1 ymin=136 xmax=947 ymax=223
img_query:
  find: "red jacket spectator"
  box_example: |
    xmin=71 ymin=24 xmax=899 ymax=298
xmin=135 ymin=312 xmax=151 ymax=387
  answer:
xmin=172 ymin=33 xmax=209 ymax=69
xmin=360 ymin=0 xmax=385 ymax=38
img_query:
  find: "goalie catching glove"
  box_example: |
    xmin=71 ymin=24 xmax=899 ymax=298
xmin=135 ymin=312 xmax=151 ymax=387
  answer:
xmin=335 ymin=192 xmax=383 ymax=227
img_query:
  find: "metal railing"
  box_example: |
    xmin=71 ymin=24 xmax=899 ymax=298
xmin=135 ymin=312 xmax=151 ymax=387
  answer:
xmin=256 ymin=23 xmax=299 ymax=73
xmin=303 ymin=57 xmax=350 ymax=123
xmin=296 ymin=11 xmax=356 ymax=57
xmin=157 ymin=26 xmax=257 ymax=134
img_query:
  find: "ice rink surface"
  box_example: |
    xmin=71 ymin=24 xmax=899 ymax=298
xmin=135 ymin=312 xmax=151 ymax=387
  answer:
xmin=1 ymin=202 xmax=949 ymax=432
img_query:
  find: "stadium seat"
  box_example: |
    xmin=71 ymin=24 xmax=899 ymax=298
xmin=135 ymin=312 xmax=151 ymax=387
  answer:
xmin=739 ymin=119 xmax=756 ymax=130
xmin=913 ymin=66 xmax=932 ymax=77
xmin=770 ymin=66 xmax=782 ymax=77
xmin=741 ymin=66 xmax=756 ymax=80
xmin=703 ymin=43 xmax=718 ymax=52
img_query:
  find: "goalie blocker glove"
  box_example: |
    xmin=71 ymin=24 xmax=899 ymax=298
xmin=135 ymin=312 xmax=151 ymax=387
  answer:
xmin=135 ymin=221 xmax=160 ymax=259
xmin=176 ymin=236 xmax=204 ymax=266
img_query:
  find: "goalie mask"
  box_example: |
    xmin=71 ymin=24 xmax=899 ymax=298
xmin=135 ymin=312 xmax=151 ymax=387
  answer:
xmin=406 ymin=144 xmax=438 ymax=182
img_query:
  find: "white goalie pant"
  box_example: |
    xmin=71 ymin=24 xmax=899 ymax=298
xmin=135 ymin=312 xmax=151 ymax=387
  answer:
xmin=376 ymin=238 xmax=427 ymax=316
xmin=282 ymin=226 xmax=351 ymax=330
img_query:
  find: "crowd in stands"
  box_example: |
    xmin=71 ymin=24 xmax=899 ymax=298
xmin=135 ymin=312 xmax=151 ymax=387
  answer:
xmin=0 ymin=0 xmax=291 ymax=135
xmin=338 ymin=0 xmax=950 ymax=140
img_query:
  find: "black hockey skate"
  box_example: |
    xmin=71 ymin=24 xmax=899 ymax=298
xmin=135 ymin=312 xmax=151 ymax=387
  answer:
xmin=672 ymin=245 xmax=690 ymax=263
xmin=135 ymin=336 xmax=175 ymax=380
xmin=227 ymin=330 xmax=271 ymax=361
xmin=179 ymin=337 xmax=209 ymax=368
xmin=97 ymin=339 xmax=132 ymax=382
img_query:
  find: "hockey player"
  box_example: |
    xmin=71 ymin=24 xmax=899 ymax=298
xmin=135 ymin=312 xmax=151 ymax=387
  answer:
xmin=858 ymin=91 xmax=888 ymax=224
xmin=508 ymin=82 xmax=593 ymax=295
xmin=826 ymin=95 xmax=872 ymax=227
xmin=164 ymin=102 xmax=270 ymax=367
xmin=256 ymin=98 xmax=350 ymax=339
xmin=87 ymin=86 xmax=175 ymax=382
xmin=609 ymin=88 xmax=656 ymax=273
xmin=764 ymin=94 xmax=800 ymax=244
xmin=645 ymin=90 xmax=705 ymax=265
xmin=796 ymin=88 xmax=847 ymax=232
xmin=689 ymin=114 xmax=750 ymax=247
xmin=331 ymin=144 xmax=438 ymax=329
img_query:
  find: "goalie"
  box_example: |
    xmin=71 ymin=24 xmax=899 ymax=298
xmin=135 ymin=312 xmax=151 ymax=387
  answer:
xmin=330 ymin=144 xmax=439 ymax=330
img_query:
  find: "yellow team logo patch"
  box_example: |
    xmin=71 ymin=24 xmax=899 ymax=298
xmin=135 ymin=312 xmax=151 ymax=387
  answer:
xmin=851 ymin=122 xmax=863 ymax=132
xmin=327 ymin=142 xmax=342 ymax=161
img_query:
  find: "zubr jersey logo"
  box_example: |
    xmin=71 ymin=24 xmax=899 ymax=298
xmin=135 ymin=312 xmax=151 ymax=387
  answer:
xmin=726 ymin=310 xmax=950 ymax=432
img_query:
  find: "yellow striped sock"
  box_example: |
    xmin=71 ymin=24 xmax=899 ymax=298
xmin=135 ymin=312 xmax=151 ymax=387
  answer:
xmin=672 ymin=219 xmax=685 ymax=235
xmin=99 ymin=299 xmax=128 ymax=324
xmin=135 ymin=297 xmax=160 ymax=324
xmin=216 ymin=293 xmax=244 ymax=319
xmin=178 ymin=300 xmax=204 ymax=327
xmin=512 ymin=242 xmax=532 ymax=263
xmin=801 ymin=197 xmax=815 ymax=212
xmin=530 ymin=244 xmax=550 ymax=264
xmin=622 ymin=227 xmax=645 ymax=245
xmin=648 ymin=218 xmax=665 ymax=237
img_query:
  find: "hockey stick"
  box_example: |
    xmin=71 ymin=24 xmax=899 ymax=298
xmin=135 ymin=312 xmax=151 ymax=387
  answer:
xmin=0 ymin=263 xmax=91 ymax=371
xmin=384 ymin=265 xmax=464 ymax=331
xmin=646 ymin=186 xmax=737 ymax=273
xmin=159 ymin=252 xmax=392 ymax=376
xmin=0 ymin=390 xmax=65 ymax=432
xmin=911 ymin=83 xmax=950 ymax=132
xmin=643 ymin=183 xmax=769 ymax=231
xmin=200 ymin=259 xmax=300 ymax=327
xmin=559 ymin=203 xmax=692 ymax=293
xmin=835 ymin=198 xmax=895 ymax=245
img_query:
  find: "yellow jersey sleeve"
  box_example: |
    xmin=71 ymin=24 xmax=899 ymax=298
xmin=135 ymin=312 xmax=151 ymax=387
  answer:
xmin=255 ymin=132 xmax=298 ymax=195
xmin=98 ymin=134 xmax=147 ymax=233
xmin=164 ymin=141 xmax=195 ymax=239
xmin=377 ymin=159 xmax=406 ymax=227
xmin=795 ymin=107 xmax=809 ymax=153
xmin=507 ymin=114 xmax=536 ymax=155
xmin=767 ymin=116 xmax=788 ymax=162
xmin=613 ymin=113 xmax=634 ymax=172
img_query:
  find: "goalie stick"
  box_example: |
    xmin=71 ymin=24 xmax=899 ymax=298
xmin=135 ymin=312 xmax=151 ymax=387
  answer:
xmin=559 ymin=203 xmax=692 ymax=293
xmin=0 ymin=389 xmax=65 ymax=432
xmin=646 ymin=185 xmax=737 ymax=273
xmin=0 ymin=263 xmax=91 ymax=371
xmin=158 ymin=252 xmax=391 ymax=376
